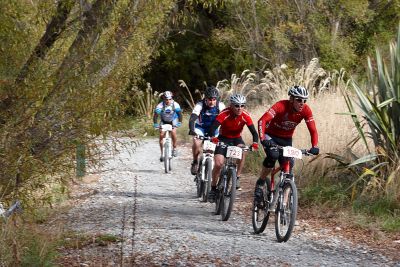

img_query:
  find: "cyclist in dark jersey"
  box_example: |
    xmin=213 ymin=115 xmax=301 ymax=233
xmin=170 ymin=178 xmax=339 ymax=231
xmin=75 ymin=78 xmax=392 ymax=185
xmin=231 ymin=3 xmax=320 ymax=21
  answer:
xmin=255 ymin=85 xmax=319 ymax=210
xmin=206 ymin=93 xmax=259 ymax=202
xmin=188 ymin=86 xmax=226 ymax=175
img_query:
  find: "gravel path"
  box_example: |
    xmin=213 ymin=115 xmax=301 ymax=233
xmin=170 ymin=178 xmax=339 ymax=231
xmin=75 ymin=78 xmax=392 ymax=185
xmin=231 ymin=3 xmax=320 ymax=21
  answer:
xmin=55 ymin=138 xmax=400 ymax=266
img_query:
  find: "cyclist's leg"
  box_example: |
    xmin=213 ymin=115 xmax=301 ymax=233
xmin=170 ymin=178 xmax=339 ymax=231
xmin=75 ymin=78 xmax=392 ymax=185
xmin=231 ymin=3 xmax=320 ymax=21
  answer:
xmin=212 ymin=154 xmax=225 ymax=187
xmin=192 ymin=127 xmax=204 ymax=161
xmin=171 ymin=128 xmax=177 ymax=149
xmin=159 ymin=129 xmax=165 ymax=153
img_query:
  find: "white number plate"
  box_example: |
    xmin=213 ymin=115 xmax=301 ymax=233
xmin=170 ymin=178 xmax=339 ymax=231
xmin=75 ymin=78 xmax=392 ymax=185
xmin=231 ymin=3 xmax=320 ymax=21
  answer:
xmin=203 ymin=140 xmax=216 ymax=151
xmin=161 ymin=124 xmax=172 ymax=131
xmin=282 ymin=146 xmax=302 ymax=159
xmin=226 ymin=146 xmax=242 ymax=159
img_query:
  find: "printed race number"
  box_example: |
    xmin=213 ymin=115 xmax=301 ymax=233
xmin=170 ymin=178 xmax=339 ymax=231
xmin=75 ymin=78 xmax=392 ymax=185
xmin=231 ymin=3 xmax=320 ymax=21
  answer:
xmin=203 ymin=140 xmax=216 ymax=152
xmin=226 ymin=146 xmax=242 ymax=159
xmin=282 ymin=146 xmax=302 ymax=159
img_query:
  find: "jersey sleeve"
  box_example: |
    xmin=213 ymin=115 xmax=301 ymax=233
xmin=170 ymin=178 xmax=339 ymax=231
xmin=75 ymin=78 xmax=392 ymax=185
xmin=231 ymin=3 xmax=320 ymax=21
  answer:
xmin=174 ymin=102 xmax=182 ymax=112
xmin=192 ymin=102 xmax=203 ymax=116
xmin=216 ymin=109 xmax=228 ymax=123
xmin=257 ymin=101 xmax=283 ymax=140
xmin=244 ymin=111 xmax=254 ymax=126
xmin=154 ymin=102 xmax=163 ymax=114
xmin=303 ymin=105 xmax=318 ymax=146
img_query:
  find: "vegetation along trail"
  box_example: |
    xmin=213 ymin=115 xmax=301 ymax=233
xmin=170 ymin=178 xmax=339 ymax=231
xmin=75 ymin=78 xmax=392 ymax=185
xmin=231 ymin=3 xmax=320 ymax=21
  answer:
xmin=52 ymin=137 xmax=398 ymax=266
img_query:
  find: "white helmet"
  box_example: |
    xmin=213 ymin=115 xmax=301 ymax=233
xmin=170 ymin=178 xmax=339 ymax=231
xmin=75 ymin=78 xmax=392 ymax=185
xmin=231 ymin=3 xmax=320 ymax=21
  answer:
xmin=230 ymin=93 xmax=246 ymax=105
xmin=288 ymin=85 xmax=309 ymax=99
xmin=163 ymin=91 xmax=173 ymax=100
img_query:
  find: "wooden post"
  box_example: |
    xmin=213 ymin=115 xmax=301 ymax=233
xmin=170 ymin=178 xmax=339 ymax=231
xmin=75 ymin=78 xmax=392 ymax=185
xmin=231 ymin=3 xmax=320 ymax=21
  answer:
xmin=76 ymin=143 xmax=86 ymax=177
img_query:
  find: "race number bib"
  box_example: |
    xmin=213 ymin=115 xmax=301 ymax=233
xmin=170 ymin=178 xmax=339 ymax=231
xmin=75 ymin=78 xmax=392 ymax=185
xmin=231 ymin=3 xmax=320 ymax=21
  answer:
xmin=161 ymin=124 xmax=172 ymax=132
xmin=203 ymin=140 xmax=216 ymax=152
xmin=282 ymin=146 xmax=302 ymax=159
xmin=226 ymin=146 xmax=242 ymax=159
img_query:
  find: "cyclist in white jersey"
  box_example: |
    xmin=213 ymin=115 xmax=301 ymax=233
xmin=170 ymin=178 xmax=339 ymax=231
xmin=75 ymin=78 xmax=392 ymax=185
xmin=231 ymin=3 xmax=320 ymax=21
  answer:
xmin=153 ymin=91 xmax=182 ymax=161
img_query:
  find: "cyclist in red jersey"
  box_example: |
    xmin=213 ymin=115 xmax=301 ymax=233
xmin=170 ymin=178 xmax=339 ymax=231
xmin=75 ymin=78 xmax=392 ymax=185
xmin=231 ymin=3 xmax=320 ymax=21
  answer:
xmin=206 ymin=93 xmax=259 ymax=202
xmin=255 ymin=85 xmax=320 ymax=210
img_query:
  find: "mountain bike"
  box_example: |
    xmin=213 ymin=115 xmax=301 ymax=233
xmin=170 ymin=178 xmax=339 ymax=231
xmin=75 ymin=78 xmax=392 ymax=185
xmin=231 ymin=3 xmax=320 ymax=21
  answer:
xmin=194 ymin=136 xmax=216 ymax=202
xmin=215 ymin=143 xmax=252 ymax=221
xmin=161 ymin=124 xmax=173 ymax=173
xmin=252 ymin=145 xmax=311 ymax=242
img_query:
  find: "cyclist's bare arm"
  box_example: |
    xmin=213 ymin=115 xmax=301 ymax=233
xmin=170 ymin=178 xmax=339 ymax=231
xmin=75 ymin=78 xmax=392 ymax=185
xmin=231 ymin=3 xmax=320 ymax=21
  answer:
xmin=177 ymin=110 xmax=183 ymax=123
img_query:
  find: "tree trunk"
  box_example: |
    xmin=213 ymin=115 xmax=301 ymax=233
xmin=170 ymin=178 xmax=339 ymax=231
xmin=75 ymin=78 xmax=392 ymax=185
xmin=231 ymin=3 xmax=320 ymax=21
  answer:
xmin=15 ymin=0 xmax=76 ymax=84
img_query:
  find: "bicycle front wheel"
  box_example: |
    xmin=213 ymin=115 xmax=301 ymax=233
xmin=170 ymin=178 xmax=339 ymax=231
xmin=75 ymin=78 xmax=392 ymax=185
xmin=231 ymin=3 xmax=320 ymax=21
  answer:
xmin=163 ymin=143 xmax=170 ymax=173
xmin=252 ymin=179 xmax=271 ymax=234
xmin=221 ymin=167 xmax=237 ymax=221
xmin=202 ymin=158 xmax=212 ymax=202
xmin=275 ymin=179 xmax=298 ymax=242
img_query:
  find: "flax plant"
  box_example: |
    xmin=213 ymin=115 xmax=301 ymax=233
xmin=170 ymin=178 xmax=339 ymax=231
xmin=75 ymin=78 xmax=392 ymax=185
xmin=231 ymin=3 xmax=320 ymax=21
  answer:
xmin=131 ymin=83 xmax=159 ymax=119
xmin=340 ymin=27 xmax=400 ymax=198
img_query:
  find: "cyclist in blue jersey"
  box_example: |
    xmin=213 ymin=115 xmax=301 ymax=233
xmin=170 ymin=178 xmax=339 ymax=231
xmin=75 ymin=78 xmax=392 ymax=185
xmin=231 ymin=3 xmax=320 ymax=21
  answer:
xmin=153 ymin=91 xmax=182 ymax=162
xmin=188 ymin=86 xmax=225 ymax=175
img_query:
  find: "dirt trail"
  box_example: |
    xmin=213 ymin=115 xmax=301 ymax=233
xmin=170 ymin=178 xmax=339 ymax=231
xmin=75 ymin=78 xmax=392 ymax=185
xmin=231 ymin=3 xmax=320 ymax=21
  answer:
xmin=53 ymin=138 xmax=399 ymax=266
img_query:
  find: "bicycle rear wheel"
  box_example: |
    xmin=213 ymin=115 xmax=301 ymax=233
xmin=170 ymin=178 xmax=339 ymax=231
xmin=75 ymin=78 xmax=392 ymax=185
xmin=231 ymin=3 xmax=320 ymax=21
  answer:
xmin=252 ymin=179 xmax=271 ymax=234
xmin=202 ymin=158 xmax=212 ymax=202
xmin=221 ymin=167 xmax=237 ymax=221
xmin=275 ymin=179 xmax=298 ymax=242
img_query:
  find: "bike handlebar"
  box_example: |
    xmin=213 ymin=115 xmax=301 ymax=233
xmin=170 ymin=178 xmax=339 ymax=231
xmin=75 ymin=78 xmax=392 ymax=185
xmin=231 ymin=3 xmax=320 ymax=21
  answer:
xmin=269 ymin=144 xmax=314 ymax=156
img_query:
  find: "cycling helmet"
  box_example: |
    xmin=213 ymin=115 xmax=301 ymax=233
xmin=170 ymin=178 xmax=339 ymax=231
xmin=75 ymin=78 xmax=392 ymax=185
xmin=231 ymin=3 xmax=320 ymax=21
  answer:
xmin=230 ymin=93 xmax=246 ymax=105
xmin=204 ymin=86 xmax=219 ymax=99
xmin=288 ymin=85 xmax=309 ymax=99
xmin=163 ymin=91 xmax=173 ymax=100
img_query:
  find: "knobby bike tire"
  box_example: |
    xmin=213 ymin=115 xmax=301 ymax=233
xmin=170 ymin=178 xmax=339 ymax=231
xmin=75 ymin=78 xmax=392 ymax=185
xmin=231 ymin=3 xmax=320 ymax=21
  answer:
xmin=168 ymin=144 xmax=172 ymax=171
xmin=215 ymin=166 xmax=226 ymax=215
xmin=196 ymin=160 xmax=203 ymax=198
xmin=221 ymin=167 xmax=237 ymax=221
xmin=252 ymin=179 xmax=271 ymax=234
xmin=275 ymin=178 xmax=298 ymax=242
xmin=202 ymin=158 xmax=212 ymax=202
xmin=164 ymin=142 xmax=170 ymax=173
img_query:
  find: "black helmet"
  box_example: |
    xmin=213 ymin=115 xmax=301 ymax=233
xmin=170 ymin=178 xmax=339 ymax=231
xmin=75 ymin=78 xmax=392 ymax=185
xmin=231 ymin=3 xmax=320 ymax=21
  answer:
xmin=204 ymin=86 xmax=219 ymax=99
xmin=288 ymin=85 xmax=309 ymax=99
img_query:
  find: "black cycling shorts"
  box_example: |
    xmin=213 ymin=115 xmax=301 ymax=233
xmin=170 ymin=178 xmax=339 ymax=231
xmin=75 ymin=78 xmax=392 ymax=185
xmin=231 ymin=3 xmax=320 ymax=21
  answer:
xmin=214 ymin=136 xmax=245 ymax=156
xmin=262 ymin=134 xmax=293 ymax=169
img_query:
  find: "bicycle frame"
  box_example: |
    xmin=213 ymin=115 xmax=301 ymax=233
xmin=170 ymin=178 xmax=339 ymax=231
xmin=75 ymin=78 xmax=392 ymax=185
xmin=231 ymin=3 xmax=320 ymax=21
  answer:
xmin=269 ymin=160 xmax=292 ymax=201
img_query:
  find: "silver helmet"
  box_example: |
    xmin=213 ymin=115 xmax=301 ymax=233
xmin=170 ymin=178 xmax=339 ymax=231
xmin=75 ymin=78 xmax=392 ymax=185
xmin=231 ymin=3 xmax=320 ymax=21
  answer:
xmin=230 ymin=93 xmax=246 ymax=105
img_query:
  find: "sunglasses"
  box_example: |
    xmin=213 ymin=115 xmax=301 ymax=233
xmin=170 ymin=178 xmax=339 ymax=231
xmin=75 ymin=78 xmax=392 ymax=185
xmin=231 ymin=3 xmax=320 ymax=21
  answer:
xmin=234 ymin=104 xmax=245 ymax=108
xmin=207 ymin=97 xmax=217 ymax=101
xmin=295 ymin=98 xmax=307 ymax=103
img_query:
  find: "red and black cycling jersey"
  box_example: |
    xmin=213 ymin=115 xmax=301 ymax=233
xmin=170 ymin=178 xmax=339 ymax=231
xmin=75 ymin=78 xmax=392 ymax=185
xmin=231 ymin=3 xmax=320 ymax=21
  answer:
xmin=258 ymin=100 xmax=318 ymax=146
xmin=206 ymin=108 xmax=258 ymax=143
